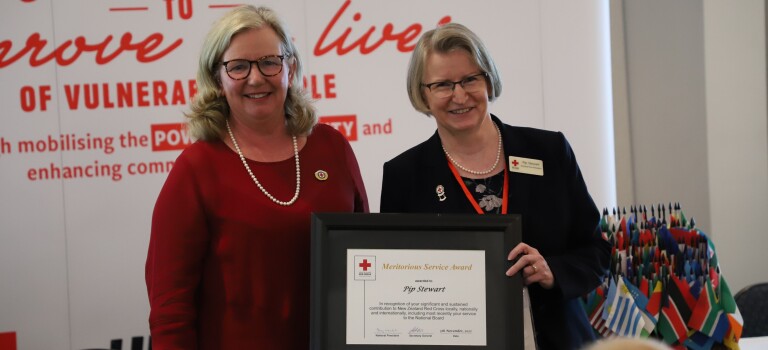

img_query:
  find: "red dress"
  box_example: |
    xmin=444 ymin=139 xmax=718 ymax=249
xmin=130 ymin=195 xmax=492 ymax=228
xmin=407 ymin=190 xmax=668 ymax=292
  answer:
xmin=146 ymin=124 xmax=368 ymax=350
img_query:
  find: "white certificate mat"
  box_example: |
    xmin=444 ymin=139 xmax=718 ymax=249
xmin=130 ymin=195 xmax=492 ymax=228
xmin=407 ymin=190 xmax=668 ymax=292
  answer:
xmin=347 ymin=249 xmax=486 ymax=345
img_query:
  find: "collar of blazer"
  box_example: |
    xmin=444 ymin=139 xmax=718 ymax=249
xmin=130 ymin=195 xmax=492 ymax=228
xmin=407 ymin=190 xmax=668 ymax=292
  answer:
xmin=495 ymin=116 xmax=533 ymax=217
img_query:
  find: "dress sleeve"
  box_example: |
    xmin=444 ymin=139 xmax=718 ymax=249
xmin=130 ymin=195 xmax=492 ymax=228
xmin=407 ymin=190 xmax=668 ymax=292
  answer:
xmin=340 ymin=135 xmax=369 ymax=213
xmin=145 ymin=153 xmax=209 ymax=350
xmin=545 ymin=132 xmax=611 ymax=300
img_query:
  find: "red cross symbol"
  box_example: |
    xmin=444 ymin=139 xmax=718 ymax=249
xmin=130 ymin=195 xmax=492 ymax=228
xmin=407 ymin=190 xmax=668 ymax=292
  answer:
xmin=359 ymin=259 xmax=372 ymax=271
xmin=511 ymin=159 xmax=519 ymax=167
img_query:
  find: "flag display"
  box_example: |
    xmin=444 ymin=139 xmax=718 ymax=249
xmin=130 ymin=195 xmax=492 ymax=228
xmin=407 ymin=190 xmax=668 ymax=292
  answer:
xmin=584 ymin=204 xmax=743 ymax=349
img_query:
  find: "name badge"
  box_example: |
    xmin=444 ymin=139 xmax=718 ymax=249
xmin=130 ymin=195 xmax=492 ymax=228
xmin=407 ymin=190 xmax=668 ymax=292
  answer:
xmin=508 ymin=156 xmax=543 ymax=176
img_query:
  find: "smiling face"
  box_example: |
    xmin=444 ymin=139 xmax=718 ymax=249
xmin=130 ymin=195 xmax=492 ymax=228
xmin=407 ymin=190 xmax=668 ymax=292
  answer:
xmin=219 ymin=26 xmax=293 ymax=127
xmin=422 ymin=49 xmax=490 ymax=136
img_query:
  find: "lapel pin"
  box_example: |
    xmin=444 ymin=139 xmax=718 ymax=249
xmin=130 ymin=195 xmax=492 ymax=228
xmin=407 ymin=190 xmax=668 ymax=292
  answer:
xmin=315 ymin=170 xmax=328 ymax=181
xmin=436 ymin=185 xmax=447 ymax=201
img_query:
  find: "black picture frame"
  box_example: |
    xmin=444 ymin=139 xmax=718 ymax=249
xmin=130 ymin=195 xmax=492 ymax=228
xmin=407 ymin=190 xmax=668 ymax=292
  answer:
xmin=310 ymin=213 xmax=523 ymax=350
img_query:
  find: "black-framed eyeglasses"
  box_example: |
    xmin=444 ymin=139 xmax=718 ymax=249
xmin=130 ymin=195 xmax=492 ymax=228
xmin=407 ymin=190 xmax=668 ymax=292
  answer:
xmin=421 ymin=72 xmax=489 ymax=98
xmin=221 ymin=55 xmax=286 ymax=80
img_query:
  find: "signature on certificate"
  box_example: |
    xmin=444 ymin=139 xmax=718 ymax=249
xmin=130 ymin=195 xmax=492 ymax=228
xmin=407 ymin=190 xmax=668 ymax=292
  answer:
xmin=409 ymin=326 xmax=433 ymax=337
xmin=375 ymin=328 xmax=401 ymax=337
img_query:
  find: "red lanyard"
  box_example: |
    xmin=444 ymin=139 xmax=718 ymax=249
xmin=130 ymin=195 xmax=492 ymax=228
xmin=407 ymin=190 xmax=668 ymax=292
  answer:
xmin=446 ymin=157 xmax=509 ymax=214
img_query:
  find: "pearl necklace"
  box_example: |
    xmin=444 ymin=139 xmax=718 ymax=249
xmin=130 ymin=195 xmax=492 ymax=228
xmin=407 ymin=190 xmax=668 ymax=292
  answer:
xmin=442 ymin=123 xmax=502 ymax=176
xmin=226 ymin=121 xmax=300 ymax=206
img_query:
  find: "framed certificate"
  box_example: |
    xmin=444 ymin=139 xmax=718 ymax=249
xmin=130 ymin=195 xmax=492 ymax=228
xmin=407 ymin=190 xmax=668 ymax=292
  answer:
xmin=310 ymin=213 xmax=523 ymax=350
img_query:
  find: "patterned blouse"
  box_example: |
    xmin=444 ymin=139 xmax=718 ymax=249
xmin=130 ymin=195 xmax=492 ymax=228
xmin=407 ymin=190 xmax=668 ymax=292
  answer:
xmin=461 ymin=170 xmax=505 ymax=213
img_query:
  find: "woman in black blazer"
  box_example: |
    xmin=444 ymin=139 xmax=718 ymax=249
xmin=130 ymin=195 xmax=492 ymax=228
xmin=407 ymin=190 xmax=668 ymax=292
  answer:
xmin=380 ymin=23 xmax=610 ymax=350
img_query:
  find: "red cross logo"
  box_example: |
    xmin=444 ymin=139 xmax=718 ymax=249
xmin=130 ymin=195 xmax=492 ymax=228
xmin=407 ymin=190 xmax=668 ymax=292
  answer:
xmin=511 ymin=159 xmax=519 ymax=167
xmin=359 ymin=259 xmax=372 ymax=271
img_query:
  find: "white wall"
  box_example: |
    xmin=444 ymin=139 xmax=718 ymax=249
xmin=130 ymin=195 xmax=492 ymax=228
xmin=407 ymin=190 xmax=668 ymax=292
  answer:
xmin=541 ymin=1 xmax=617 ymax=209
xmin=613 ymin=0 xmax=768 ymax=292
xmin=619 ymin=0 xmax=711 ymax=232
xmin=703 ymin=0 xmax=768 ymax=293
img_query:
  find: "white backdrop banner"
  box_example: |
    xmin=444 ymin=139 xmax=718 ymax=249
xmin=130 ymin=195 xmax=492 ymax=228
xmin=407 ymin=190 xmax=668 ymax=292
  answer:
xmin=0 ymin=1 xmax=614 ymax=349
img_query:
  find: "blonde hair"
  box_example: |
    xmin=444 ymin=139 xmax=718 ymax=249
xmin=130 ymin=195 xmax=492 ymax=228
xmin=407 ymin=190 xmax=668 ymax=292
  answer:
xmin=583 ymin=338 xmax=673 ymax=350
xmin=406 ymin=22 xmax=502 ymax=115
xmin=186 ymin=5 xmax=315 ymax=140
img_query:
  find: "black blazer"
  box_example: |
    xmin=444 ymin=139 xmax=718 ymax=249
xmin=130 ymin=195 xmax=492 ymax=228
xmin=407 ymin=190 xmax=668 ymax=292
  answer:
xmin=380 ymin=115 xmax=610 ymax=350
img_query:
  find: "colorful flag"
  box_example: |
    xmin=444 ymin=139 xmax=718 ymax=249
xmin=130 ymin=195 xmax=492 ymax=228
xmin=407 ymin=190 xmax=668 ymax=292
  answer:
xmin=723 ymin=324 xmax=742 ymax=350
xmin=646 ymin=280 xmax=663 ymax=320
xmin=658 ymin=303 xmax=688 ymax=345
xmin=666 ymin=276 xmax=693 ymax=327
xmin=688 ymin=279 xmax=723 ymax=336
xmin=605 ymin=277 xmax=646 ymax=337
xmin=602 ymin=277 xmax=618 ymax=321
xmin=623 ymin=276 xmax=656 ymax=336
xmin=718 ymin=277 xmax=743 ymax=346
xmin=588 ymin=290 xmax=615 ymax=338
xmin=584 ymin=285 xmax=605 ymax=320
xmin=709 ymin=312 xmax=732 ymax=343
xmin=658 ymin=278 xmax=690 ymax=344
xmin=639 ymin=277 xmax=650 ymax=298
xmin=671 ymin=274 xmax=696 ymax=312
